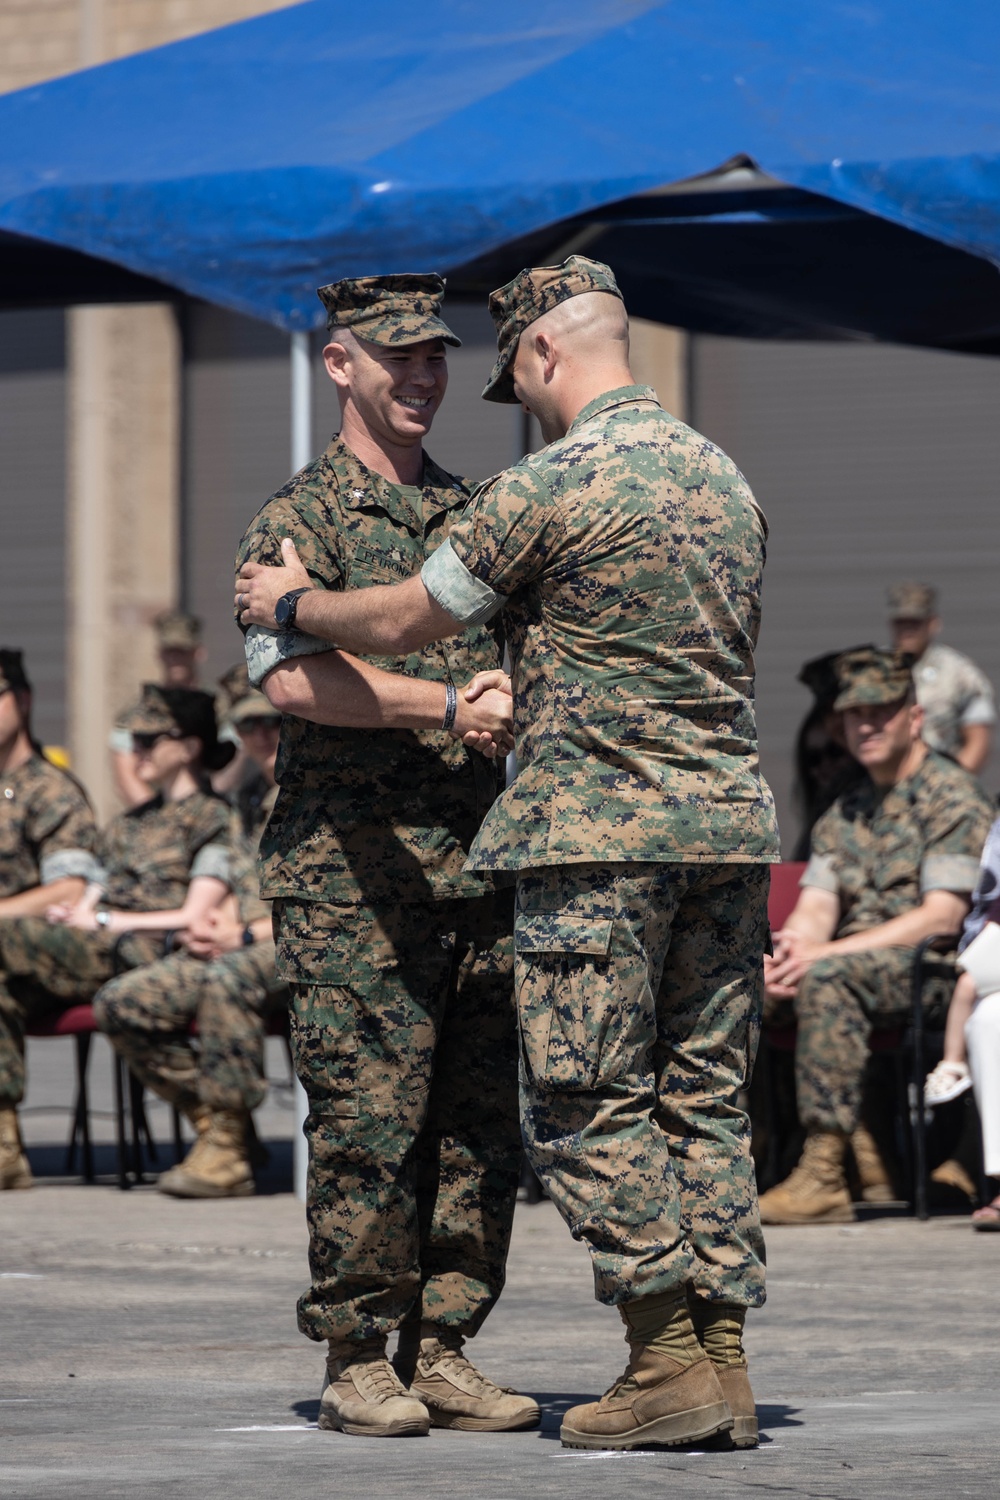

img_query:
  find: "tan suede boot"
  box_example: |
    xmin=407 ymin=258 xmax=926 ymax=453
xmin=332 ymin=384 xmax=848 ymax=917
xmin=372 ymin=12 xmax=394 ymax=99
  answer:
xmin=758 ymin=1129 xmax=854 ymax=1224
xmin=689 ymin=1298 xmax=757 ymax=1448
xmin=156 ymin=1108 xmax=254 ymax=1198
xmin=561 ymin=1292 xmax=732 ymax=1451
xmin=320 ymin=1337 xmax=430 ymax=1437
xmin=394 ymin=1325 xmax=540 ymax=1432
xmin=851 ymin=1122 xmax=895 ymax=1203
xmin=0 ymin=1106 xmax=32 ymax=1190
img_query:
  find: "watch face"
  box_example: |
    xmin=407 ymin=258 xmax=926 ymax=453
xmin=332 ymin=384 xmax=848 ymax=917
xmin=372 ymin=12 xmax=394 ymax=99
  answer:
xmin=275 ymin=596 xmax=291 ymax=627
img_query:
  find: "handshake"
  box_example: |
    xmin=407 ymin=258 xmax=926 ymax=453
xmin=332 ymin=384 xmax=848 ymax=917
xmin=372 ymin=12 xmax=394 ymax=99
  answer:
xmin=450 ymin=670 xmax=514 ymax=760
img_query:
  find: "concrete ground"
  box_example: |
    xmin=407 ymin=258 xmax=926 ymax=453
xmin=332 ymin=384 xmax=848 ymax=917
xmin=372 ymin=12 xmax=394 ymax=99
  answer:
xmin=4 ymin=1040 xmax=1000 ymax=1498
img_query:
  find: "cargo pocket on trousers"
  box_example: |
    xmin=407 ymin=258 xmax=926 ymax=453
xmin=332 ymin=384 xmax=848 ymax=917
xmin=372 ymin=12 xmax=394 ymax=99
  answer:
xmin=282 ymin=935 xmax=358 ymax=1120
xmin=514 ymin=914 xmax=651 ymax=1092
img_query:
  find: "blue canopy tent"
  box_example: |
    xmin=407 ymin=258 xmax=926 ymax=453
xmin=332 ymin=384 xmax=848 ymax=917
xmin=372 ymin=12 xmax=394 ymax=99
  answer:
xmin=2 ymin=0 xmax=1000 ymax=351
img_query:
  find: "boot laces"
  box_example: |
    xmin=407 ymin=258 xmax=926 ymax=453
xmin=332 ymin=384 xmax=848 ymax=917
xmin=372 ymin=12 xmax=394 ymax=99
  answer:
xmin=423 ymin=1340 xmax=511 ymax=1396
xmin=357 ymin=1356 xmax=408 ymax=1401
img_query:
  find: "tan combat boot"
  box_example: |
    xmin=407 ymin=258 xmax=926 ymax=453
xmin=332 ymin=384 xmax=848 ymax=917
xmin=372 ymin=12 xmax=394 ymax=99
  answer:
xmin=0 ymin=1106 xmax=32 ymax=1190
xmin=757 ymin=1128 xmax=854 ymax=1224
xmin=850 ymin=1122 xmax=895 ymax=1203
xmin=394 ymin=1325 xmax=540 ymax=1432
xmin=320 ymin=1337 xmax=430 ymax=1437
xmin=561 ymin=1291 xmax=732 ymax=1451
xmin=689 ymin=1297 xmax=757 ymax=1449
xmin=156 ymin=1108 xmax=254 ymax=1198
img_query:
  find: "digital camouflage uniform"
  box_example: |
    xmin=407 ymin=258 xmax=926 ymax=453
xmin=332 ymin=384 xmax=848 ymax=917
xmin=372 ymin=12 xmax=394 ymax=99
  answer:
xmin=94 ymin=781 xmax=287 ymax=1115
xmin=912 ymin=641 xmax=996 ymax=761
xmin=0 ymin=752 xmax=100 ymax=903
xmin=423 ymin=258 xmax=779 ymax=1312
xmin=796 ymin=748 xmax=992 ymax=1133
xmin=0 ymin=787 xmax=231 ymax=1106
xmin=236 ymin=281 xmax=520 ymax=1345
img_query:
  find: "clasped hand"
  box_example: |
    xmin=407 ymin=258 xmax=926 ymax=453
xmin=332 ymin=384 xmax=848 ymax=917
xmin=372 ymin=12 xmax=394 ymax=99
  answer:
xmin=764 ymin=928 xmax=831 ymax=999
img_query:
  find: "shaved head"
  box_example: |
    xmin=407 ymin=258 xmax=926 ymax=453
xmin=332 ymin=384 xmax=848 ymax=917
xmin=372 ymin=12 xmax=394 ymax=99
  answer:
xmin=511 ymin=290 xmax=635 ymax=442
xmin=524 ymin=291 xmax=629 ymax=358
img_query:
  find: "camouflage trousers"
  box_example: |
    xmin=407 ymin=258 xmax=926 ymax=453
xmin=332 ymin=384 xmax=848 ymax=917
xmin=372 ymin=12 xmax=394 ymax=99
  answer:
xmin=793 ymin=946 xmax=954 ymax=1134
xmin=93 ymin=942 xmax=288 ymax=1115
xmin=0 ymin=918 xmax=160 ymax=1106
xmin=516 ymin=862 xmax=769 ymax=1310
xmin=273 ymin=890 xmax=520 ymax=1346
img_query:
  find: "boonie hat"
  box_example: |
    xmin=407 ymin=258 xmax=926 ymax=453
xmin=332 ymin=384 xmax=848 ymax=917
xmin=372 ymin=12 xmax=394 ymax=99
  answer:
xmin=482 ymin=254 xmax=624 ymax=404
xmin=124 ymin=684 xmax=236 ymax=771
xmin=832 ymin=647 xmax=915 ymax=712
xmin=216 ymin=663 xmax=280 ymax=727
xmin=0 ymin=648 xmax=30 ymax=694
xmin=155 ymin=610 xmax=202 ymax=651
xmin=887 ymin=581 xmax=937 ymax=620
xmin=317 ymin=273 xmax=461 ymax=348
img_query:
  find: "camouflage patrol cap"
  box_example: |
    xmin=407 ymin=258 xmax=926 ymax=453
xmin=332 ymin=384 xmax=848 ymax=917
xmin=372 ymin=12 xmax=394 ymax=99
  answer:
xmin=887 ymin=581 xmax=937 ymax=620
xmin=833 ymin=647 xmax=915 ymax=712
xmin=216 ymin=663 xmax=280 ymax=727
xmin=124 ymin=684 xmax=236 ymax=771
xmin=0 ymin=649 xmax=29 ymax=694
xmin=482 ymin=254 xmax=624 ymax=404
xmin=154 ymin=610 xmax=202 ymax=650
xmin=316 ymin=273 xmax=461 ymax=348
xmin=798 ymin=646 xmax=875 ymax=707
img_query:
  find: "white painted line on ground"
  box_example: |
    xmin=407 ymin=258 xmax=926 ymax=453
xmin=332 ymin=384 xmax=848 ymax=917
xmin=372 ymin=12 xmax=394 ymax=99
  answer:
xmin=0 ymin=1272 xmax=45 ymax=1279
xmin=215 ymin=1424 xmax=318 ymax=1432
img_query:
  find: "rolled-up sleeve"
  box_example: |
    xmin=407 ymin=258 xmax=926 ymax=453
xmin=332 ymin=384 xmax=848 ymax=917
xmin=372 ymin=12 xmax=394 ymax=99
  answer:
xmin=421 ymin=540 xmax=507 ymax=626
xmin=800 ymin=852 xmax=840 ymax=894
xmin=243 ymin=625 xmax=333 ymax=688
xmin=190 ymin=842 xmax=232 ymax=886
xmin=39 ymin=849 xmax=103 ymax=886
xmin=921 ymin=853 xmax=983 ymax=895
xmin=445 ymin=466 xmax=566 ymax=599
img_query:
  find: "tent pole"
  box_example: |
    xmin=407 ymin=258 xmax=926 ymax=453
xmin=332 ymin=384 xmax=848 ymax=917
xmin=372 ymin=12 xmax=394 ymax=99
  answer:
xmin=290 ymin=329 xmax=312 ymax=474
xmin=289 ymin=329 xmax=312 ymax=1203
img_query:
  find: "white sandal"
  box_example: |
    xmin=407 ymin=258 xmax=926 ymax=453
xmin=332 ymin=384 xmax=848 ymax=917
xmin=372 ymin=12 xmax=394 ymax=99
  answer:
xmin=923 ymin=1060 xmax=972 ymax=1107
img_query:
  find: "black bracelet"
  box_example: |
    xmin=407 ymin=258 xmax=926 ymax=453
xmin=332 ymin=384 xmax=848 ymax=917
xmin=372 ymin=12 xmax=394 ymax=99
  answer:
xmin=441 ymin=682 xmax=458 ymax=732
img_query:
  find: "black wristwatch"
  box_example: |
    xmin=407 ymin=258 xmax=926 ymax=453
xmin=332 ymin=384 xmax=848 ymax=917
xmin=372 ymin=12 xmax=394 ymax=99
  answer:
xmin=274 ymin=586 xmax=311 ymax=631
xmin=241 ymin=925 xmax=255 ymax=948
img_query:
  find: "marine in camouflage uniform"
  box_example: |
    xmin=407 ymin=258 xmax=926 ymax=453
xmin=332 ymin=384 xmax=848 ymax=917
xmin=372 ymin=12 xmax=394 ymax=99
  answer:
xmin=95 ymin=672 xmax=288 ymax=1197
xmin=0 ymin=649 xmax=101 ymax=917
xmin=236 ymin=274 xmax=531 ymax=1435
xmin=241 ymin=257 xmax=780 ymax=1450
xmin=0 ymin=686 xmax=233 ymax=1187
xmin=760 ymin=647 xmax=993 ymax=1225
xmin=887 ymin=581 xmax=996 ymax=771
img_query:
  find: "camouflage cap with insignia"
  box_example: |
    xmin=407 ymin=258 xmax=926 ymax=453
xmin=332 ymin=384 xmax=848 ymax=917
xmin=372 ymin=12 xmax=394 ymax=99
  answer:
xmin=833 ymin=647 xmax=915 ymax=712
xmin=482 ymin=254 xmax=624 ymax=404
xmin=124 ymin=684 xmax=236 ymax=771
xmin=887 ymin=581 xmax=937 ymax=620
xmin=154 ymin=610 xmax=202 ymax=650
xmin=0 ymin=648 xmax=29 ymax=694
xmin=316 ymin=273 xmax=461 ymax=349
xmin=216 ymin=663 xmax=280 ymax=727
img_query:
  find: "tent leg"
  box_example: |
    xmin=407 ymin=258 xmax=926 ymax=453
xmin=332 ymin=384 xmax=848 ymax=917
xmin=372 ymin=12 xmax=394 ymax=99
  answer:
xmin=290 ymin=330 xmax=312 ymax=475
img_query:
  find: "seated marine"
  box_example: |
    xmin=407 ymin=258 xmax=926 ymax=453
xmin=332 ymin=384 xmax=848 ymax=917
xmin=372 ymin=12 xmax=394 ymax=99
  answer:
xmin=759 ymin=647 xmax=993 ymax=1224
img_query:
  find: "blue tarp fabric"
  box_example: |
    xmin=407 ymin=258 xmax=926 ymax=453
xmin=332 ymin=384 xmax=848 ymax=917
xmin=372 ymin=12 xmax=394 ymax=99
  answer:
xmin=2 ymin=0 xmax=1000 ymax=331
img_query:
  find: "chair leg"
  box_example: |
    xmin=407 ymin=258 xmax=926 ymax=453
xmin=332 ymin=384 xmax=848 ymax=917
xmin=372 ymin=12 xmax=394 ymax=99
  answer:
xmin=910 ymin=944 xmax=931 ymax=1221
xmin=65 ymin=1032 xmax=95 ymax=1184
xmin=128 ymin=1070 xmax=146 ymax=1182
xmin=113 ymin=1051 xmax=131 ymax=1191
xmin=172 ymin=1107 xmax=184 ymax=1163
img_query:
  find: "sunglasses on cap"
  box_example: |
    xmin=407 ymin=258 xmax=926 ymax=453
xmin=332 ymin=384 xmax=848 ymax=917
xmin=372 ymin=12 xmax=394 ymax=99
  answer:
xmin=131 ymin=730 xmax=184 ymax=753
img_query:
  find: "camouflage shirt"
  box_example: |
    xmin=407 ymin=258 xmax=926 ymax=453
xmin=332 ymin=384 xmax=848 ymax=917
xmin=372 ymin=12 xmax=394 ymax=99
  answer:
xmin=236 ymin=437 xmax=503 ymax=905
xmin=97 ymin=788 xmax=232 ymax=912
xmin=803 ymin=750 xmax=993 ymax=936
xmin=421 ymin=385 xmax=779 ymax=869
xmin=911 ymin=641 xmax=996 ymax=759
xmin=230 ymin=781 xmax=278 ymax=925
xmin=0 ymin=752 xmax=100 ymax=899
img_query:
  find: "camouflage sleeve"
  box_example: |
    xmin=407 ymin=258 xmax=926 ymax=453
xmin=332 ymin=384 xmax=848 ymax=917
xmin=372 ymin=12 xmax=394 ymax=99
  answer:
xmin=190 ymin=841 xmax=232 ymax=886
xmin=958 ymin=659 xmax=996 ymax=726
xmin=919 ymin=778 xmax=993 ymax=895
xmin=236 ymin=496 xmax=344 ymax=685
xmin=801 ymin=806 xmax=842 ymax=894
xmin=443 ymin=465 xmax=567 ymax=596
xmin=26 ymin=776 xmax=101 ymax=887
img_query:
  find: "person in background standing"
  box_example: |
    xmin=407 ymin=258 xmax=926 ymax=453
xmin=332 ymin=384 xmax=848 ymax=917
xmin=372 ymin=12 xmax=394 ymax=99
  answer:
xmin=888 ymin=582 xmax=995 ymax=775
